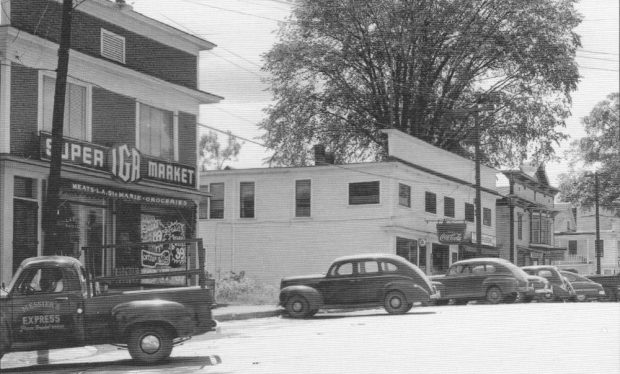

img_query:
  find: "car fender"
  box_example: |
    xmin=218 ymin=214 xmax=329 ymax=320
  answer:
xmin=112 ymin=299 xmax=193 ymax=339
xmin=279 ymin=285 xmax=324 ymax=310
xmin=482 ymin=276 xmax=518 ymax=293
xmin=383 ymin=281 xmax=430 ymax=304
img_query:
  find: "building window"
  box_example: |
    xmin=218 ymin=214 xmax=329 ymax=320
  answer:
xmin=568 ymin=240 xmax=577 ymax=255
xmin=399 ymin=183 xmax=411 ymax=207
xmin=139 ymin=103 xmax=174 ymax=160
xmin=100 ymin=28 xmax=126 ymax=64
xmin=517 ymin=213 xmax=523 ymax=240
xmin=425 ymin=192 xmax=436 ymax=213
xmin=295 ymin=180 xmax=311 ymax=217
xmin=444 ymin=197 xmax=455 ymax=218
xmin=209 ymin=183 xmax=224 ymax=219
xmin=14 ymin=176 xmax=37 ymax=199
xmin=396 ymin=237 xmax=418 ymax=265
xmin=42 ymin=76 xmax=88 ymax=140
xmin=530 ymin=212 xmax=551 ymax=245
xmin=483 ymin=207 xmax=492 ymax=226
xmin=464 ymin=203 xmax=475 ymax=222
xmin=349 ymin=181 xmax=379 ymax=205
xmin=240 ymin=182 xmax=255 ymax=218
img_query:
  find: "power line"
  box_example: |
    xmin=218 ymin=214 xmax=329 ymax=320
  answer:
xmin=176 ymin=0 xmax=289 ymax=23
xmin=196 ymin=121 xmax=266 ymax=147
xmin=578 ymin=48 xmax=619 ymax=56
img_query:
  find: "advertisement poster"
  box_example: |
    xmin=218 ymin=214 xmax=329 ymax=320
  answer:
xmin=140 ymin=214 xmax=187 ymax=285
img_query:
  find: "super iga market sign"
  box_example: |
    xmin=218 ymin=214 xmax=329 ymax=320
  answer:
xmin=40 ymin=133 xmax=195 ymax=188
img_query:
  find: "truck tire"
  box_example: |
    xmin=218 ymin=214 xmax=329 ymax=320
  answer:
xmin=384 ymin=290 xmax=411 ymax=314
xmin=127 ymin=324 xmax=173 ymax=364
xmin=285 ymin=295 xmax=312 ymax=318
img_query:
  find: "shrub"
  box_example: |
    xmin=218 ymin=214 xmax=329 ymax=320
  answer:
xmin=215 ymin=271 xmax=278 ymax=305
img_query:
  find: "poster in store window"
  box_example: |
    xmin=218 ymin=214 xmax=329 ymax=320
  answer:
xmin=140 ymin=214 xmax=187 ymax=285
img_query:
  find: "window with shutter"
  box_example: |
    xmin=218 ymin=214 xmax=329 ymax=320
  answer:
xmin=101 ymin=29 xmax=126 ymax=64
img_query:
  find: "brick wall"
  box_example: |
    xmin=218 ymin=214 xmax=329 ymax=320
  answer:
xmin=92 ymin=87 xmax=136 ymax=147
xmin=10 ymin=64 xmax=38 ymax=157
xmin=178 ymin=112 xmax=197 ymax=166
xmin=11 ymin=0 xmax=198 ymax=89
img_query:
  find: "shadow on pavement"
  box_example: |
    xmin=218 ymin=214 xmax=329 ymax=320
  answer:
xmin=1 ymin=356 xmax=231 ymax=374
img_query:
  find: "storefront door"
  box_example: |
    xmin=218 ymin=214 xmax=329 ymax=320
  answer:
xmin=432 ymin=243 xmax=450 ymax=275
xmin=13 ymin=199 xmax=38 ymax=273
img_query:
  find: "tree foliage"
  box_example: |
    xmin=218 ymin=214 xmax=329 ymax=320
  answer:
xmin=198 ymin=131 xmax=242 ymax=171
xmin=558 ymin=92 xmax=620 ymax=210
xmin=260 ymin=0 xmax=581 ymax=167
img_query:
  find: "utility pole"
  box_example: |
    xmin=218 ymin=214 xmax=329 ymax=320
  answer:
xmin=42 ymin=0 xmax=73 ymax=255
xmin=595 ymin=172 xmax=601 ymax=275
xmin=474 ymin=111 xmax=482 ymax=255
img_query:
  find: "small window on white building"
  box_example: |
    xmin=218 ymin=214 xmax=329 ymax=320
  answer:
xmin=101 ymin=28 xmax=126 ymax=64
xmin=399 ymin=183 xmax=411 ymax=207
xmin=295 ymin=180 xmax=311 ymax=217
xmin=349 ymin=181 xmax=379 ymax=205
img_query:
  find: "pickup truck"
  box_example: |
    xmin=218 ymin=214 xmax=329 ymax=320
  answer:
xmin=587 ymin=273 xmax=620 ymax=301
xmin=0 ymin=240 xmax=216 ymax=364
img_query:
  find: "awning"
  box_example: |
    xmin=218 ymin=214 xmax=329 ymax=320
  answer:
xmin=459 ymin=244 xmax=499 ymax=257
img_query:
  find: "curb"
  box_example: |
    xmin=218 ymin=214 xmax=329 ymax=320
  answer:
xmin=213 ymin=309 xmax=283 ymax=322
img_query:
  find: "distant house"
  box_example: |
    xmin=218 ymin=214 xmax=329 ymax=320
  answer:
xmin=199 ymin=129 xmax=501 ymax=286
xmin=554 ymin=205 xmax=620 ymax=275
xmin=495 ymin=165 xmax=565 ymax=266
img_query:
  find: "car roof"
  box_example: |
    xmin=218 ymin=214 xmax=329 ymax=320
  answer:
xmin=451 ymin=257 xmax=513 ymax=266
xmin=332 ymin=253 xmax=407 ymax=263
xmin=522 ymin=265 xmax=559 ymax=271
xmin=20 ymin=256 xmax=82 ymax=268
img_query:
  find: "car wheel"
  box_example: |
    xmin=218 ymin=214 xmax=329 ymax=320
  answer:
xmin=384 ymin=291 xmax=411 ymax=314
xmin=286 ymin=295 xmax=312 ymax=318
xmin=485 ymin=286 xmax=503 ymax=304
xmin=127 ymin=324 xmax=173 ymax=365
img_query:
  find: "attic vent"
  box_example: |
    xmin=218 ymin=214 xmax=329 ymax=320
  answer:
xmin=100 ymin=28 xmax=125 ymax=64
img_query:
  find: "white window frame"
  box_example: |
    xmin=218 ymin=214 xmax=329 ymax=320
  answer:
xmin=37 ymin=72 xmax=92 ymax=142
xmin=100 ymin=28 xmax=126 ymax=64
xmin=135 ymin=102 xmax=178 ymax=161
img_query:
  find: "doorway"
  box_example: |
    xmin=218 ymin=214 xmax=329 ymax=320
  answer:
xmin=431 ymin=243 xmax=450 ymax=275
xmin=13 ymin=199 xmax=38 ymax=273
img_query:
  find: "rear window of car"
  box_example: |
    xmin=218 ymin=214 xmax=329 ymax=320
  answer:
xmin=472 ymin=265 xmax=485 ymax=274
xmin=381 ymin=261 xmax=399 ymax=273
xmin=359 ymin=261 xmax=380 ymax=274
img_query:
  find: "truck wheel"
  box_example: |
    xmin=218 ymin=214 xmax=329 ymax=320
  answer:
xmin=485 ymin=286 xmax=503 ymax=304
xmin=286 ymin=295 xmax=311 ymax=318
xmin=384 ymin=291 xmax=411 ymax=314
xmin=127 ymin=325 xmax=173 ymax=364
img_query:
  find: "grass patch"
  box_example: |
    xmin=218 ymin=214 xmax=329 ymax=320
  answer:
xmin=215 ymin=271 xmax=278 ymax=305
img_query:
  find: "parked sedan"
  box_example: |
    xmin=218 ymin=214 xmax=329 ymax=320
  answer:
xmin=431 ymin=258 xmax=534 ymax=305
xmin=279 ymin=253 xmax=439 ymax=318
xmin=521 ymin=265 xmax=577 ymax=302
xmin=561 ymin=271 xmax=606 ymax=302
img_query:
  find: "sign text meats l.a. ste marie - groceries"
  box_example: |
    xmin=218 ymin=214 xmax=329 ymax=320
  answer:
xmin=40 ymin=132 xmax=195 ymax=188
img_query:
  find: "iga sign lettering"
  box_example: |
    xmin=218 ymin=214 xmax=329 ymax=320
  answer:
xmin=436 ymin=223 xmax=468 ymax=244
xmin=40 ymin=132 xmax=196 ymax=187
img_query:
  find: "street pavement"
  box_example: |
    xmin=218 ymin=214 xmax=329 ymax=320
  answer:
xmin=0 ymin=303 xmax=282 ymax=370
xmin=2 ymin=302 xmax=619 ymax=373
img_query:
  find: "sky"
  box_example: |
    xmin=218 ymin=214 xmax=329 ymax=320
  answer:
xmin=129 ymin=0 xmax=619 ymax=186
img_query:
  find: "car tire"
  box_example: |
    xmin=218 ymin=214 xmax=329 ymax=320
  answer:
xmin=286 ymin=295 xmax=312 ymax=318
xmin=485 ymin=286 xmax=503 ymax=304
xmin=127 ymin=324 xmax=173 ymax=365
xmin=384 ymin=291 xmax=411 ymax=314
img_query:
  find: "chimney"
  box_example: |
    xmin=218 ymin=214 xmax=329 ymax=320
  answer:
xmin=314 ymin=144 xmax=326 ymax=166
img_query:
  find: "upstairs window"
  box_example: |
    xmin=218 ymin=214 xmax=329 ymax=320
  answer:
xmin=139 ymin=103 xmax=174 ymax=160
xmin=295 ymin=180 xmax=311 ymax=217
xmin=444 ymin=196 xmax=455 ymax=218
xmin=240 ymin=182 xmax=255 ymax=218
xmin=483 ymin=207 xmax=492 ymax=226
xmin=42 ymin=76 xmax=88 ymax=141
xmin=399 ymin=183 xmax=411 ymax=207
xmin=209 ymin=183 xmax=224 ymax=219
xmin=349 ymin=181 xmax=380 ymax=205
xmin=101 ymin=28 xmax=126 ymax=64
xmin=464 ymin=203 xmax=475 ymax=222
xmin=425 ymin=192 xmax=436 ymax=213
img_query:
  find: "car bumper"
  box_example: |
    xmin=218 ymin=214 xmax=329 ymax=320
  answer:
xmin=430 ymin=290 xmax=441 ymax=300
xmin=519 ymin=286 xmax=535 ymax=296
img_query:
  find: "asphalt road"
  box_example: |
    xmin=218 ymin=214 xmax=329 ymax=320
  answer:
xmin=2 ymin=302 xmax=619 ymax=374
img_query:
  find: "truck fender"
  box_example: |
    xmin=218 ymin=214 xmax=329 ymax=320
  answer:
xmin=0 ymin=314 xmax=11 ymax=355
xmin=383 ymin=281 xmax=430 ymax=305
xmin=112 ymin=299 xmax=193 ymax=339
xmin=279 ymin=285 xmax=324 ymax=310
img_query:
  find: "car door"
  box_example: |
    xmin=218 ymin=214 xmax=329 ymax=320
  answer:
xmin=9 ymin=266 xmax=82 ymax=349
xmin=355 ymin=260 xmax=384 ymax=303
xmin=464 ymin=263 xmax=488 ymax=298
xmin=438 ymin=265 xmax=465 ymax=299
xmin=318 ymin=261 xmax=359 ymax=305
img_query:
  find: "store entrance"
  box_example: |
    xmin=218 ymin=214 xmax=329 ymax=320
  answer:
xmin=13 ymin=199 xmax=38 ymax=272
xmin=431 ymin=243 xmax=450 ymax=275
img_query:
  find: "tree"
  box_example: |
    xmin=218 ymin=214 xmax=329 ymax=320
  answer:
xmin=198 ymin=131 xmax=242 ymax=170
xmin=558 ymin=92 xmax=620 ymax=210
xmin=260 ymin=0 xmax=581 ymax=167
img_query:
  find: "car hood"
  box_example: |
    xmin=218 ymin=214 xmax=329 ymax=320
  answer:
xmin=281 ymin=274 xmax=325 ymax=287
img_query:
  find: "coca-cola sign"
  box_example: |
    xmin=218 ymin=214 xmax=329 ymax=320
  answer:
xmin=436 ymin=223 xmax=468 ymax=244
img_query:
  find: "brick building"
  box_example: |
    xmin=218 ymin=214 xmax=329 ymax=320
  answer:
xmin=0 ymin=0 xmax=220 ymax=285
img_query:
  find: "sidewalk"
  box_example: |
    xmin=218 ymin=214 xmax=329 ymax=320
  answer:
xmin=0 ymin=304 xmax=282 ymax=370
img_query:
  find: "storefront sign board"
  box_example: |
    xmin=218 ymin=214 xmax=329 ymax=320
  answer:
xmin=436 ymin=223 xmax=468 ymax=244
